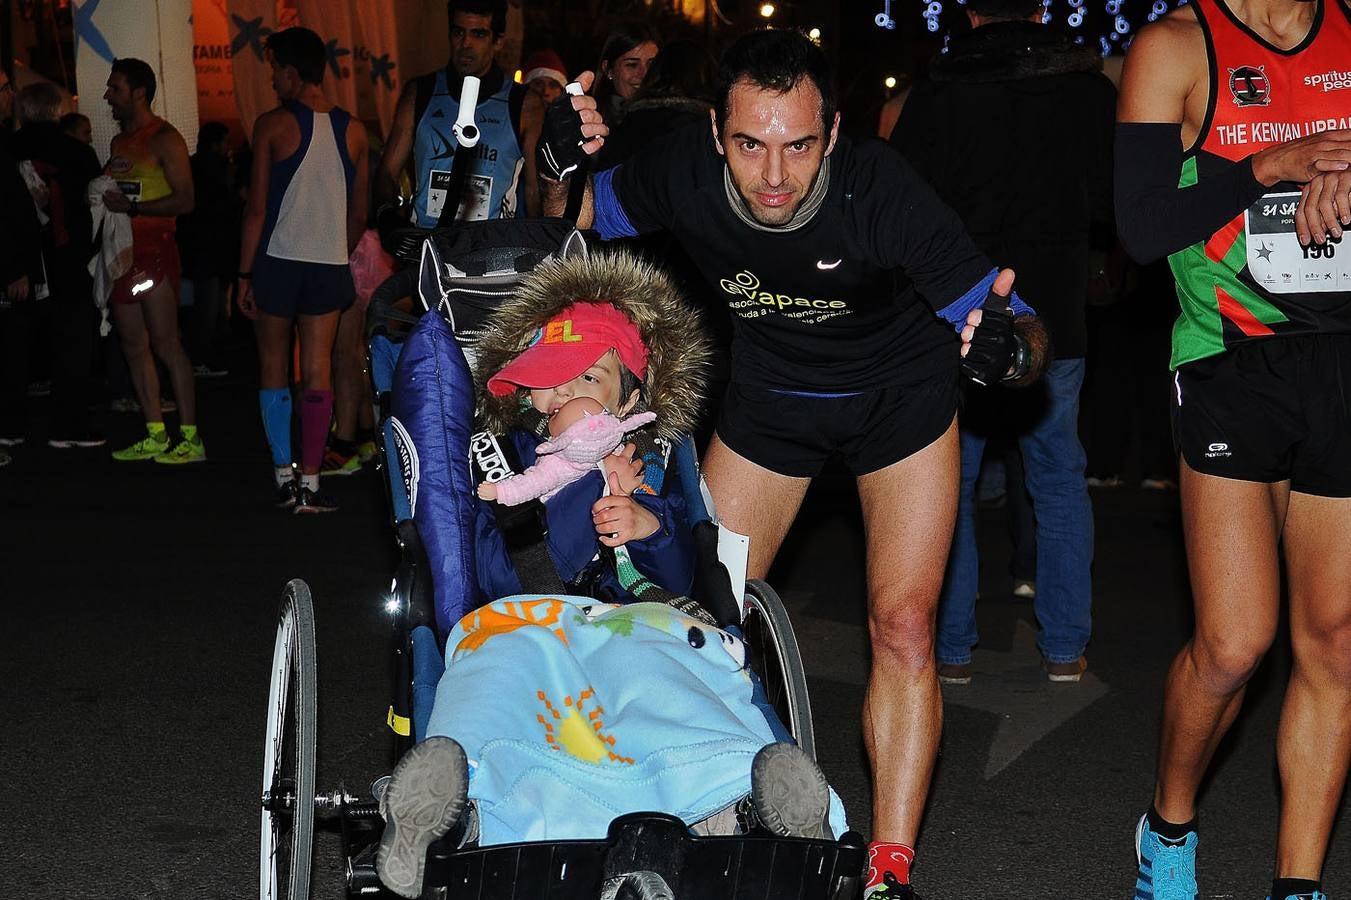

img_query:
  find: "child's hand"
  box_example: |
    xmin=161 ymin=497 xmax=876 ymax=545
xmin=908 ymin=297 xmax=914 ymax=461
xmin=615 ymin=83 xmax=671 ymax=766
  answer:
xmin=600 ymin=442 xmax=644 ymax=494
xmin=593 ymin=471 xmax=659 ymax=546
xmin=477 ymin=482 xmax=498 ymax=501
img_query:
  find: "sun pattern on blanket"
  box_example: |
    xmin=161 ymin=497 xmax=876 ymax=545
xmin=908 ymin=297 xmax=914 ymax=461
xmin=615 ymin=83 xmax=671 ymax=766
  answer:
xmin=456 ymin=598 xmax=571 ymax=653
xmin=536 ymin=687 xmax=635 ymax=765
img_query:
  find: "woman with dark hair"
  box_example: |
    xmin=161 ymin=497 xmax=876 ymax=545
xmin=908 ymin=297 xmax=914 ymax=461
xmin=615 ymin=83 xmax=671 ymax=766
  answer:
xmin=597 ymin=39 xmax=715 ymax=170
xmin=592 ymin=22 xmax=660 ymax=127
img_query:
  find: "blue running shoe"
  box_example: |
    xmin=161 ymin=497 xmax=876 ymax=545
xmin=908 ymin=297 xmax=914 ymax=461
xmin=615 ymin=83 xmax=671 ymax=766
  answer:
xmin=1135 ymin=813 xmax=1198 ymax=899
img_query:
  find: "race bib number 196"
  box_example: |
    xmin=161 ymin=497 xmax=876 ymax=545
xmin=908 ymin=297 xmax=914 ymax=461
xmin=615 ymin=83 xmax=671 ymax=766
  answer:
xmin=1245 ymin=191 xmax=1348 ymax=293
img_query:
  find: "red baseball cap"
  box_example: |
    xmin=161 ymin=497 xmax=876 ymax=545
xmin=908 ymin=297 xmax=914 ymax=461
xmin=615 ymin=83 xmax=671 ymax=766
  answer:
xmin=487 ymin=303 xmax=649 ymax=397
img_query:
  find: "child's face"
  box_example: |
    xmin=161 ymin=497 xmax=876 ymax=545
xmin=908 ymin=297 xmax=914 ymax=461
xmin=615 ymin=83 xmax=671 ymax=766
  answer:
xmin=528 ymin=350 xmax=638 ymax=418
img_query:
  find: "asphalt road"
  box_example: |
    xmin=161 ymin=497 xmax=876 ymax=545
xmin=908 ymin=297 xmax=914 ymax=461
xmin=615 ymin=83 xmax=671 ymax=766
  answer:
xmin=3 ymin=363 xmax=1347 ymax=899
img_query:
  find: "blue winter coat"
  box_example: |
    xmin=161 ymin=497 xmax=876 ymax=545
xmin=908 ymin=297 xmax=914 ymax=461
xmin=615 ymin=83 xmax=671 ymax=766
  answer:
xmin=473 ymin=430 xmax=695 ymax=603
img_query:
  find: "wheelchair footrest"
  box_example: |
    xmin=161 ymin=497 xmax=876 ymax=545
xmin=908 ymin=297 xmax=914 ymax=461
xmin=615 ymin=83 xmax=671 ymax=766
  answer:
xmin=422 ymin=812 xmax=867 ymax=899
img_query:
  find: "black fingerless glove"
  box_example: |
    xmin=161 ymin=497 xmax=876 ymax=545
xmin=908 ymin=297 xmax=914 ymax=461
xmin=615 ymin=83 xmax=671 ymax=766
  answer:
xmin=960 ymin=293 xmax=1018 ymax=386
xmin=537 ymin=96 xmax=588 ymax=181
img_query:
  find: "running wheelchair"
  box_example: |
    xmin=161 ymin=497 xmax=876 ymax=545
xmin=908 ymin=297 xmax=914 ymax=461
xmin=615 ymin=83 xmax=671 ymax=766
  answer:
xmin=259 ymin=221 xmax=861 ymax=899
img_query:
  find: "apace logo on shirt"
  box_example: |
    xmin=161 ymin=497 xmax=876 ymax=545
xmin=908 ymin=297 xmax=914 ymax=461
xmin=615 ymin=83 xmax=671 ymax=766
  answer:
xmin=1229 ymin=66 xmax=1272 ymax=107
xmin=718 ymin=269 xmax=849 ymax=314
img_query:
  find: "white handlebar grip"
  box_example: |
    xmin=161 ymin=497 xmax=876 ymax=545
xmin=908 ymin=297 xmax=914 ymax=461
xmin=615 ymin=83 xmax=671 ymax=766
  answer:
xmin=453 ymin=75 xmax=481 ymax=148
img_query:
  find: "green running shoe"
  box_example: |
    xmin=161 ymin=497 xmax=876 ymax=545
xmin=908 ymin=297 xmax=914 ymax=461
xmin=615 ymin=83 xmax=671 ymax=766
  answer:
xmin=154 ymin=437 xmax=206 ymax=465
xmin=320 ymin=447 xmax=362 ymax=477
xmin=112 ymin=432 xmax=170 ymax=461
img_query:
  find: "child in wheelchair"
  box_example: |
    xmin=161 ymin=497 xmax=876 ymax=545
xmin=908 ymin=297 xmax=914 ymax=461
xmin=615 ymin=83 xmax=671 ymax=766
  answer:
xmin=375 ymin=248 xmax=845 ymax=898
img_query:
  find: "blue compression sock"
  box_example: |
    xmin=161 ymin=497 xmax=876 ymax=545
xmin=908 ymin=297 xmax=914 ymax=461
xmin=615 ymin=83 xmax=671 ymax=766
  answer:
xmin=259 ymin=388 xmax=293 ymax=467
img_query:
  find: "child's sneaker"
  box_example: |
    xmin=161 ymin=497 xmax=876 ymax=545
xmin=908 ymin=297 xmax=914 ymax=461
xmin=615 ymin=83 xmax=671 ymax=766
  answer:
xmin=1134 ymin=813 xmax=1198 ymax=899
xmin=376 ymin=737 xmax=469 ymax=899
xmin=750 ymin=742 xmax=832 ymax=839
xmin=111 ymin=432 xmax=170 ymax=461
xmin=154 ymin=437 xmax=206 ymax=464
xmin=357 ymin=439 xmax=378 ymax=463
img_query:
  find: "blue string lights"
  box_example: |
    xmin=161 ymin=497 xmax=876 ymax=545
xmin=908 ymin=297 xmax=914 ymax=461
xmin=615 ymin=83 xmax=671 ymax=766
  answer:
xmin=905 ymin=0 xmax=1194 ymax=52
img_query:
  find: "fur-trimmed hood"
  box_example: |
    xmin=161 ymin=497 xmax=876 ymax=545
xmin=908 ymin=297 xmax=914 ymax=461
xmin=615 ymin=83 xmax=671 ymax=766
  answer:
xmin=474 ymin=247 xmax=711 ymax=442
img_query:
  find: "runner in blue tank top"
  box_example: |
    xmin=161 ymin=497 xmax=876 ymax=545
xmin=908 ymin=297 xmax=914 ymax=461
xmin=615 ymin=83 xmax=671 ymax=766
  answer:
xmin=237 ymin=27 xmax=369 ymax=514
xmin=375 ymin=0 xmax=545 ymax=226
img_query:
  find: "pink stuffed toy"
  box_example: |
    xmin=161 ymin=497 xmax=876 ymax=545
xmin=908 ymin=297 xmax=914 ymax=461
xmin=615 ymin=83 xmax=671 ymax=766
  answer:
xmin=477 ymin=397 xmax=657 ymax=505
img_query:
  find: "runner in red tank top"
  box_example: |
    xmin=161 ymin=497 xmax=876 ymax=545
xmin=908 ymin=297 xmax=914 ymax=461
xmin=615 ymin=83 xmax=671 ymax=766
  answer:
xmin=1117 ymin=0 xmax=1351 ymax=897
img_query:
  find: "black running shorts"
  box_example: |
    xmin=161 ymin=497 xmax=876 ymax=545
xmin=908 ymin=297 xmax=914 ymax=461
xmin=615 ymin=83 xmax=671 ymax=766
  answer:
xmin=1171 ymin=334 xmax=1351 ymax=497
xmin=715 ymin=369 xmax=959 ymax=478
xmin=253 ymin=253 xmax=356 ymax=318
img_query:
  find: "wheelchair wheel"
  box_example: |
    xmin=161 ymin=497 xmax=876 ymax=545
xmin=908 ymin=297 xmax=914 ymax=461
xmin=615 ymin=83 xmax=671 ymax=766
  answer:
xmin=603 ymin=871 xmax=675 ymax=900
xmin=743 ymin=579 xmax=816 ymax=760
xmin=260 ymin=580 xmax=317 ymax=899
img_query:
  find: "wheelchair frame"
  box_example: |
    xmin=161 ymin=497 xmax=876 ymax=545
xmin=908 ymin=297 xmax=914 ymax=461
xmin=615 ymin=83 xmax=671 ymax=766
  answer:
xmin=258 ymin=225 xmax=853 ymax=898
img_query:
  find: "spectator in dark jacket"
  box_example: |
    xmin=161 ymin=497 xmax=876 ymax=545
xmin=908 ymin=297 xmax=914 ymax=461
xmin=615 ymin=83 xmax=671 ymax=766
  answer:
xmin=8 ymin=82 xmax=103 ymax=448
xmin=596 ymin=40 xmax=714 ymax=171
xmin=0 ymin=139 xmax=44 ymax=461
xmin=177 ymin=121 xmax=240 ymax=376
xmin=592 ymin=22 xmax=660 ymax=129
xmin=891 ymin=0 xmax=1116 ymax=684
xmin=60 ymin=112 xmax=93 ymax=146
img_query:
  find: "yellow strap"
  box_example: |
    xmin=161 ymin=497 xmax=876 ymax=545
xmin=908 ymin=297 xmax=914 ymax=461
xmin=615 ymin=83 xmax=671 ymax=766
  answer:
xmin=387 ymin=706 xmax=411 ymax=737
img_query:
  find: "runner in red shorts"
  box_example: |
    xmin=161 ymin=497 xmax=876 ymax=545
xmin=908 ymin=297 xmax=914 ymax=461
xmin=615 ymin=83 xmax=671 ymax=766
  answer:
xmin=102 ymin=58 xmax=203 ymax=464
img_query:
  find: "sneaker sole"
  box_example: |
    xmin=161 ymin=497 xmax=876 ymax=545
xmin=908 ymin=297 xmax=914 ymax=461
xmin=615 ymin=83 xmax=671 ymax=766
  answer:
xmin=112 ymin=451 xmax=168 ymax=462
xmin=49 ymin=440 xmax=108 ymax=449
xmin=1044 ymin=665 xmax=1086 ymax=683
xmin=319 ymin=463 xmax=362 ymax=477
xmin=1135 ymin=813 xmax=1148 ymax=867
xmin=938 ymin=674 xmax=972 ymax=686
xmin=751 ymin=742 xmax=832 ymax=840
xmin=377 ymin=737 xmax=468 ymax=899
xmin=154 ymin=453 xmax=207 ymax=465
xmin=294 ymin=504 xmax=339 ymax=514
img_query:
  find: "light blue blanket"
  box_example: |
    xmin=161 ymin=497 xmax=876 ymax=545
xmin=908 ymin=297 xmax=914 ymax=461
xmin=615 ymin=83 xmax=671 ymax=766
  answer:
xmin=426 ymin=595 xmax=847 ymax=845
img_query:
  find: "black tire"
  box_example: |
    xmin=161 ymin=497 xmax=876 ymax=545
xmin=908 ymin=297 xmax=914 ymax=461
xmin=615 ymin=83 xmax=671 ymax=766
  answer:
xmin=743 ymin=579 xmax=816 ymax=760
xmin=260 ymin=579 xmax=317 ymax=899
xmin=602 ymin=871 xmax=675 ymax=900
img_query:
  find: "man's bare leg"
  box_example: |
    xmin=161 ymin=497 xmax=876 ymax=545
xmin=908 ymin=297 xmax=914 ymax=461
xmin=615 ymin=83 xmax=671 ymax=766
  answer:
xmin=855 ymin=417 xmax=957 ymax=845
xmin=701 ymin=434 xmax=811 ymax=579
xmin=140 ymin=280 xmax=197 ymax=425
xmin=1274 ymin=492 xmax=1351 ymax=881
xmin=1153 ymin=461 xmax=1287 ymax=824
xmin=112 ymin=302 xmax=161 ymax=423
xmin=332 ymin=304 xmax=367 ymax=444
